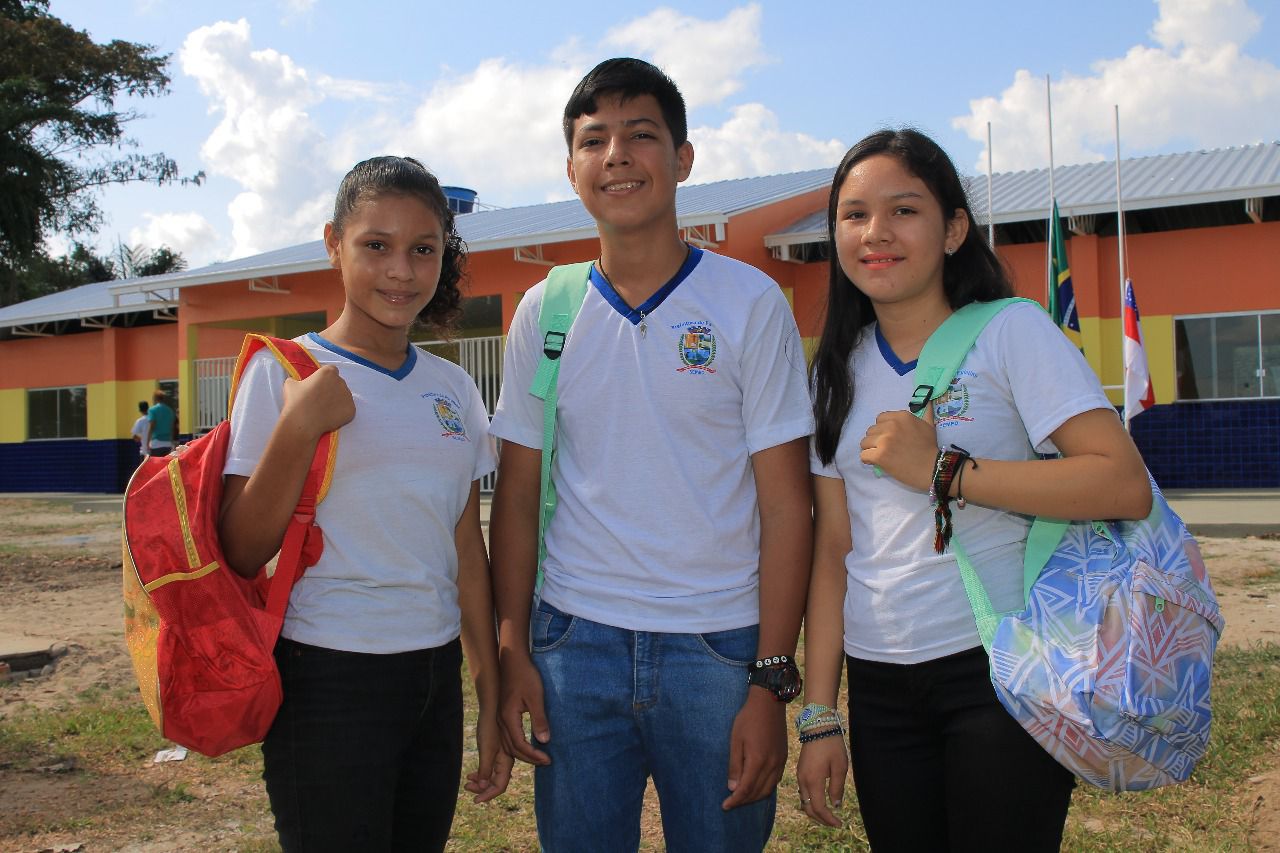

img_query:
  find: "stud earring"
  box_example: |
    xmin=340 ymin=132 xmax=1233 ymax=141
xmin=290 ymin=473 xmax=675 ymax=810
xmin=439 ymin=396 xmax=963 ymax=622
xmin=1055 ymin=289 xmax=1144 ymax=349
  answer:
xmin=945 ymin=247 xmax=955 ymax=256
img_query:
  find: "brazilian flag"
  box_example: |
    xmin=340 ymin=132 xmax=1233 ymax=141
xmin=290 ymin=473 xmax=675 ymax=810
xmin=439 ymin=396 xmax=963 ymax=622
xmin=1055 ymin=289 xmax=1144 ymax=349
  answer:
xmin=1047 ymin=200 xmax=1082 ymax=349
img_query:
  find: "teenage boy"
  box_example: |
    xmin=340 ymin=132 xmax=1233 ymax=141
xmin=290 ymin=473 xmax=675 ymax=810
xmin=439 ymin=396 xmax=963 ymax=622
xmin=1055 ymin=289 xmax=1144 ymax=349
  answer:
xmin=489 ymin=58 xmax=813 ymax=852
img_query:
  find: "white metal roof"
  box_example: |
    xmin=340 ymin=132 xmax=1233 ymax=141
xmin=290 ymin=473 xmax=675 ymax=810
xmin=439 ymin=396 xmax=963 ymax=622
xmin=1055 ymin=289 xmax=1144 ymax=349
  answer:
xmin=766 ymin=142 xmax=1280 ymax=247
xmin=3 ymin=144 xmax=1275 ymax=330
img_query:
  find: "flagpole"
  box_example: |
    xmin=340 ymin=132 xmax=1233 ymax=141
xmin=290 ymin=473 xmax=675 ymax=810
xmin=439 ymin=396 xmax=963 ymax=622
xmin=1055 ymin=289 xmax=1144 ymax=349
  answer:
xmin=1046 ymin=74 xmax=1056 ymax=307
xmin=1115 ymin=104 xmax=1130 ymax=431
xmin=987 ymin=121 xmax=995 ymax=247
xmin=1114 ymin=104 xmax=1126 ymax=303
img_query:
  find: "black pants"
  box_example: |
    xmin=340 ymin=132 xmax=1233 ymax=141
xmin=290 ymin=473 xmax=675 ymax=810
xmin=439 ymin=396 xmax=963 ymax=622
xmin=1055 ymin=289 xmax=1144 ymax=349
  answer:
xmin=263 ymin=637 xmax=464 ymax=852
xmin=846 ymin=647 xmax=1075 ymax=852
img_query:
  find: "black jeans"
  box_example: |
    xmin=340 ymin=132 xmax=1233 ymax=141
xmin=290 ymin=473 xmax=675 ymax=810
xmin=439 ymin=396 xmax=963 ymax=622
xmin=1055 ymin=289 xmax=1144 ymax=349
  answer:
xmin=846 ymin=647 xmax=1075 ymax=852
xmin=263 ymin=637 xmax=464 ymax=852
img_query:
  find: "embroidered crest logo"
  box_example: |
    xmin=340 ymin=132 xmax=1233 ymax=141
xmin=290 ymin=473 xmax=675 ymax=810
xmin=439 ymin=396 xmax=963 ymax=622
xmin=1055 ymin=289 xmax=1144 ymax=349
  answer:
xmin=676 ymin=324 xmax=717 ymax=374
xmin=934 ymin=381 xmax=973 ymax=424
xmin=423 ymin=393 xmax=468 ymax=440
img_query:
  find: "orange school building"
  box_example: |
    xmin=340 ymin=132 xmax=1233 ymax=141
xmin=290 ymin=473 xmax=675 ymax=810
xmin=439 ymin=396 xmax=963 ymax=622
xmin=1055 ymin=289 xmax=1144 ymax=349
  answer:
xmin=0 ymin=143 xmax=1277 ymax=492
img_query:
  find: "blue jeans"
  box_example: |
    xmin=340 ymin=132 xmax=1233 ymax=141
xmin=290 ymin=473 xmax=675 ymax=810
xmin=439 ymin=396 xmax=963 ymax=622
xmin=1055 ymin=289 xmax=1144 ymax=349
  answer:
xmin=531 ymin=601 xmax=776 ymax=853
xmin=262 ymin=637 xmax=464 ymax=852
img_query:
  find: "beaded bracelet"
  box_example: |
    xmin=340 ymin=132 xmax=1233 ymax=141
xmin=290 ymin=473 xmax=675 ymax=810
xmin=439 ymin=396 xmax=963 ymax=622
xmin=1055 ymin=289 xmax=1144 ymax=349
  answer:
xmin=799 ymin=727 xmax=845 ymax=744
xmin=794 ymin=702 xmax=843 ymax=735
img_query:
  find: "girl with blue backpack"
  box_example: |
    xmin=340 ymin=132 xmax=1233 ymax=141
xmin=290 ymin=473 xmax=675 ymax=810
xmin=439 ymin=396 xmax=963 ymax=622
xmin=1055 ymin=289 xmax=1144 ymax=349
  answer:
xmin=796 ymin=129 xmax=1152 ymax=850
xmin=218 ymin=156 xmax=511 ymax=851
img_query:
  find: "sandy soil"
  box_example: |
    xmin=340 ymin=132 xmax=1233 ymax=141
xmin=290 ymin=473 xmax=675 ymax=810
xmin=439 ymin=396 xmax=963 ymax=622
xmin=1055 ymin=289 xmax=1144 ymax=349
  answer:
xmin=0 ymin=498 xmax=1276 ymax=851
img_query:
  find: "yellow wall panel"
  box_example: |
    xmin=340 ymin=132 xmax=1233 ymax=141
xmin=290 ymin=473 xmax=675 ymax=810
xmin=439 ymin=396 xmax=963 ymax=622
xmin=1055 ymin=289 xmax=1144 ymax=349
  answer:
xmin=0 ymin=388 xmax=26 ymax=441
xmin=1088 ymin=315 xmax=1175 ymax=407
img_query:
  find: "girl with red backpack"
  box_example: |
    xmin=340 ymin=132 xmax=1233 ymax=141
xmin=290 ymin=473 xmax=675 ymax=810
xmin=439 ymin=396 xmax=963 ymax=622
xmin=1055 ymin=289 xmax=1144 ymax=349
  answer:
xmin=218 ymin=156 xmax=510 ymax=851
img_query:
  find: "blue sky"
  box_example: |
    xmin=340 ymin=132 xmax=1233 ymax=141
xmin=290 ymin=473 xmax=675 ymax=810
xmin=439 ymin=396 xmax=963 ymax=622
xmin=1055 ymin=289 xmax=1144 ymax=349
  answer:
xmin=46 ymin=0 xmax=1280 ymax=267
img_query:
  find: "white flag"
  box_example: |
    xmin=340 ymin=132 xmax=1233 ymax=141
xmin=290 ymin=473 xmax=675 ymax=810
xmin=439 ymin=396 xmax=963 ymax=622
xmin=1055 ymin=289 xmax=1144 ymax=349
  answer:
xmin=1123 ymin=279 xmax=1155 ymax=429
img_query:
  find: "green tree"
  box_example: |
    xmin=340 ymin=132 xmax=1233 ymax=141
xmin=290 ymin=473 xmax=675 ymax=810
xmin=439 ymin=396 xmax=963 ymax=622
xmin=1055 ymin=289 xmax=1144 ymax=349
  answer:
xmin=0 ymin=0 xmax=200 ymax=305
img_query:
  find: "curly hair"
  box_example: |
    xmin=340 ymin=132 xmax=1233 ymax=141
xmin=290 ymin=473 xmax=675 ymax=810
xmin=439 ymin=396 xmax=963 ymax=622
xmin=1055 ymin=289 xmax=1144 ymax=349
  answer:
xmin=331 ymin=156 xmax=467 ymax=335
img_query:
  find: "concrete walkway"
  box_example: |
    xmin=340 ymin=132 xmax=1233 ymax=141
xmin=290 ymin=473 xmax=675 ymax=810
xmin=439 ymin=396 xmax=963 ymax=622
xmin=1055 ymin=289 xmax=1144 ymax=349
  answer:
xmin=4 ymin=488 xmax=1276 ymax=538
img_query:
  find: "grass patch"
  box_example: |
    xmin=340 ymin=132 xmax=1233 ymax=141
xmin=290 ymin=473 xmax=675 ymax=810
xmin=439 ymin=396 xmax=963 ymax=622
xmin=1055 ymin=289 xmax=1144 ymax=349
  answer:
xmin=1061 ymin=643 xmax=1280 ymax=852
xmin=2 ymin=649 xmax=1274 ymax=850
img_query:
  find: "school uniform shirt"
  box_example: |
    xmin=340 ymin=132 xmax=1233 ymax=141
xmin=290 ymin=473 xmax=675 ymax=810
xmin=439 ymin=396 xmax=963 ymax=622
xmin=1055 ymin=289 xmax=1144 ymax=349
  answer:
xmin=812 ymin=301 xmax=1114 ymax=664
xmin=224 ymin=333 xmax=496 ymax=654
xmin=490 ymin=248 xmax=813 ymax=633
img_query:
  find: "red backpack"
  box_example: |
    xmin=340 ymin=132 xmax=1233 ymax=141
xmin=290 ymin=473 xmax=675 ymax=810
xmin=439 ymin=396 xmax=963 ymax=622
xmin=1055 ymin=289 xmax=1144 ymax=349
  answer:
xmin=122 ymin=334 xmax=337 ymax=757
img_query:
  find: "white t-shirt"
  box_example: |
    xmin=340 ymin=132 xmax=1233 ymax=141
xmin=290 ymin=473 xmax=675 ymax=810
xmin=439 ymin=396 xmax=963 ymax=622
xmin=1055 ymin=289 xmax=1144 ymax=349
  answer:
xmin=224 ymin=333 xmax=496 ymax=654
xmin=490 ymin=248 xmax=813 ymax=633
xmin=812 ymin=301 xmax=1114 ymax=664
xmin=130 ymin=416 xmax=149 ymax=458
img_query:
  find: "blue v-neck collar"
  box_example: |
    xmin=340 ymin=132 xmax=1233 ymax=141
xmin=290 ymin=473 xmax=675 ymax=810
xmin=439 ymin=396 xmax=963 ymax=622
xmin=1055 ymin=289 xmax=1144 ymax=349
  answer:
xmin=307 ymin=332 xmax=417 ymax=380
xmin=875 ymin=324 xmax=917 ymax=376
xmin=588 ymin=245 xmax=703 ymax=325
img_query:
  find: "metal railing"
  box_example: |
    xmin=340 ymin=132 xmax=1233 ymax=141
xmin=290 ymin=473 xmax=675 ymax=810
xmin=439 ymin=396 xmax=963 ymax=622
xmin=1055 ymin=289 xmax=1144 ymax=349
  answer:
xmin=195 ymin=356 xmax=236 ymax=433
xmin=194 ymin=336 xmax=505 ymax=491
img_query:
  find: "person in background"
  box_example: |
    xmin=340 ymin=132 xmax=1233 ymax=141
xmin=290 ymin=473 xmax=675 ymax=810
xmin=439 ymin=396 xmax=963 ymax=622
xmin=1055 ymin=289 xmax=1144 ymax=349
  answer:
xmin=130 ymin=401 xmax=150 ymax=461
xmin=146 ymin=391 xmax=175 ymax=457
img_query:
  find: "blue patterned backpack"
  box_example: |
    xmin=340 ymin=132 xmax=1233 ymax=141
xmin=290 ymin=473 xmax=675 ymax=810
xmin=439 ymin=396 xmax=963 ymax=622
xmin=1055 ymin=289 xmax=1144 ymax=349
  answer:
xmin=914 ymin=298 xmax=1225 ymax=791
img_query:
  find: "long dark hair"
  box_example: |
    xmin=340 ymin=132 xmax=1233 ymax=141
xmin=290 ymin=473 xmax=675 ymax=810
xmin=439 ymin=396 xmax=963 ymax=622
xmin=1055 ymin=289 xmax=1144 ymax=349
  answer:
xmin=811 ymin=128 xmax=1013 ymax=465
xmin=331 ymin=156 xmax=466 ymax=334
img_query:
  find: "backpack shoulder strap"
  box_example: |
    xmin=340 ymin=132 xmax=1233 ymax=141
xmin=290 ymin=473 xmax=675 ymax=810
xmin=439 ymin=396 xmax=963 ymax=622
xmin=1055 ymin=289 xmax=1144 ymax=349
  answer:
xmin=910 ymin=297 xmax=1036 ymax=416
xmin=528 ymin=262 xmax=593 ymax=593
xmin=227 ymin=334 xmax=338 ymax=503
xmin=226 ymin=334 xmax=339 ymax=618
xmin=910 ymin=297 xmax=1039 ymax=651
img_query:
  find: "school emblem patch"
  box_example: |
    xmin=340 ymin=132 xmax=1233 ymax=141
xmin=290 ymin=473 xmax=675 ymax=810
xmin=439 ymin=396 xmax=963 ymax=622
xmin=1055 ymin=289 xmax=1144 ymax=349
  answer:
xmin=934 ymin=371 xmax=974 ymax=425
xmin=423 ymin=393 xmax=468 ymax=440
xmin=675 ymin=323 xmax=717 ymax=374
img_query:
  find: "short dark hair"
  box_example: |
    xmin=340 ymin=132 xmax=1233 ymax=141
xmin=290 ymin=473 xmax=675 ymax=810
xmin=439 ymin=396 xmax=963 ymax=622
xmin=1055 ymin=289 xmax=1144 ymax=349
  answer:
xmin=563 ymin=58 xmax=687 ymax=149
xmin=138 ymin=401 xmax=149 ymax=414
xmin=811 ymin=128 xmax=1014 ymax=465
xmin=331 ymin=156 xmax=466 ymax=334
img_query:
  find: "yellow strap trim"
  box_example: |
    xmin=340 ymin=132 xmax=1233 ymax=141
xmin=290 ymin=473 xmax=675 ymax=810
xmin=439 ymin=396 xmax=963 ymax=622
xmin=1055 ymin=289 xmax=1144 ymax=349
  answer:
xmin=142 ymin=560 xmax=221 ymax=592
xmin=167 ymin=457 xmax=202 ymax=569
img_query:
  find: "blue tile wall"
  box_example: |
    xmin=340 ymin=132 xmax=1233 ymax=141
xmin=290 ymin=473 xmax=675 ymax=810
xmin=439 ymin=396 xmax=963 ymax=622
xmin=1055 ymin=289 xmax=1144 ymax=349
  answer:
xmin=0 ymin=439 xmax=145 ymax=493
xmin=1130 ymin=400 xmax=1280 ymax=488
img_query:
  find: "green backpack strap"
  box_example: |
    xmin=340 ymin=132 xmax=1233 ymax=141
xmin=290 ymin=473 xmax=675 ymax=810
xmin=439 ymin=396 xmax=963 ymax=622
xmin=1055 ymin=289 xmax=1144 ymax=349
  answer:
xmin=909 ymin=297 xmax=1038 ymax=651
xmin=911 ymin=298 xmax=1036 ymax=415
xmin=528 ymin=261 xmax=593 ymax=596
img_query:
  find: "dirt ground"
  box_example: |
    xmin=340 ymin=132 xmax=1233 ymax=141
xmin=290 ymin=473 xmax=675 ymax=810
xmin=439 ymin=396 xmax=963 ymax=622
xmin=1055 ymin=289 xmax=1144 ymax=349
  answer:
xmin=0 ymin=498 xmax=1277 ymax=851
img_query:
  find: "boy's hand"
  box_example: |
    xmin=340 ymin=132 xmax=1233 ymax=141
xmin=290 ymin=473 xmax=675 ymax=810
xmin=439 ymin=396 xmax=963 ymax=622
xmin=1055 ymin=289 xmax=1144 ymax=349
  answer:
xmin=465 ymin=713 xmax=514 ymax=803
xmin=859 ymin=405 xmax=938 ymax=491
xmin=796 ymin=736 xmax=848 ymax=827
xmin=281 ymin=365 xmax=355 ymax=439
xmin=498 ymin=653 xmax=552 ymax=766
xmin=722 ymin=687 xmax=787 ymax=810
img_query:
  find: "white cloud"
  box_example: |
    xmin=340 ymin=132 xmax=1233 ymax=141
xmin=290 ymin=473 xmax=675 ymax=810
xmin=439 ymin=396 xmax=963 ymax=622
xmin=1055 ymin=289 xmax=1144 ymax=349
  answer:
xmin=159 ymin=4 xmax=838 ymax=258
xmin=380 ymin=58 xmax=585 ymax=206
xmin=128 ymin=212 xmax=224 ymax=267
xmin=688 ymin=104 xmax=845 ymax=183
xmin=953 ymin=0 xmax=1280 ymax=173
xmin=603 ymin=4 xmax=768 ymax=109
xmin=180 ymin=19 xmax=338 ymax=258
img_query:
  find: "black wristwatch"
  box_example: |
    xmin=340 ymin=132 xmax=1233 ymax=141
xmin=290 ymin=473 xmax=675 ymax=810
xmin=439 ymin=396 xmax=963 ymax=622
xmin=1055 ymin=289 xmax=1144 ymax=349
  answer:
xmin=746 ymin=655 xmax=802 ymax=703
